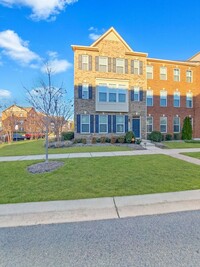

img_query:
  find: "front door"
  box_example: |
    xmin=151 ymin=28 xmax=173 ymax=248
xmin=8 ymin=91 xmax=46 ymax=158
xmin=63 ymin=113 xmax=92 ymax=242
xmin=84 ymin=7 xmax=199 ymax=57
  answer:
xmin=132 ymin=117 xmax=140 ymax=138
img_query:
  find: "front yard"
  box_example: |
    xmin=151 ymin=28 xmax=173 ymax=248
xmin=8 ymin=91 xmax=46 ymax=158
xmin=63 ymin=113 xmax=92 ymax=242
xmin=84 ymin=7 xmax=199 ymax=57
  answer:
xmin=163 ymin=141 xmax=200 ymax=149
xmin=1 ymin=154 xmax=200 ymax=204
xmin=0 ymin=139 xmax=132 ymax=157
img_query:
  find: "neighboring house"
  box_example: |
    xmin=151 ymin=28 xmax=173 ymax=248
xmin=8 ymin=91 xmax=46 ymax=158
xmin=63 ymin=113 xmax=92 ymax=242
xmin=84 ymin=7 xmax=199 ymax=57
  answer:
xmin=72 ymin=27 xmax=200 ymax=139
xmin=2 ymin=105 xmax=45 ymax=138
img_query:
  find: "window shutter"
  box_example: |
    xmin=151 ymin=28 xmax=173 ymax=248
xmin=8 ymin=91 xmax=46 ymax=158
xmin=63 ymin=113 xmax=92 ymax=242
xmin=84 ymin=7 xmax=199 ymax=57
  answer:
xmin=113 ymin=115 xmax=116 ymax=133
xmin=131 ymin=89 xmax=134 ymax=101
xmin=113 ymin=58 xmax=116 ymax=73
xmin=89 ymin=55 xmax=92 ymax=71
xmin=95 ymin=115 xmax=99 ymax=133
xmin=90 ymin=115 xmax=94 ymax=133
xmin=89 ymin=85 xmax=93 ymax=99
xmin=78 ymin=55 xmax=82 ymax=70
xmin=108 ymin=57 xmax=112 ymax=72
xmin=140 ymin=88 xmax=143 ymax=101
xmin=78 ymin=85 xmax=82 ymax=99
xmin=125 ymin=59 xmax=128 ymax=74
xmin=108 ymin=115 xmax=111 ymax=133
xmin=139 ymin=61 xmax=143 ymax=75
xmin=125 ymin=115 xmax=128 ymax=132
xmin=77 ymin=114 xmax=81 ymax=133
xmin=95 ymin=56 xmax=99 ymax=71
xmin=131 ymin=60 xmax=134 ymax=74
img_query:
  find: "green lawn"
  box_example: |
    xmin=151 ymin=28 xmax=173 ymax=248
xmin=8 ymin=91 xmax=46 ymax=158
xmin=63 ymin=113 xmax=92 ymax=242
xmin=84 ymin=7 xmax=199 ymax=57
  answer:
xmin=1 ymin=155 xmax=200 ymax=204
xmin=181 ymin=152 xmax=200 ymax=159
xmin=0 ymin=140 xmax=132 ymax=157
xmin=163 ymin=141 xmax=200 ymax=149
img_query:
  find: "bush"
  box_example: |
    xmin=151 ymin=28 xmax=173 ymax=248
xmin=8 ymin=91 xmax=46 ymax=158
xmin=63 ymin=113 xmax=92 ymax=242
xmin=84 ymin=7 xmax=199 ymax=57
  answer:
xmin=61 ymin=131 xmax=74 ymax=141
xmin=135 ymin=138 xmax=141 ymax=144
xmin=182 ymin=117 xmax=192 ymax=140
xmin=105 ymin=137 xmax=111 ymax=143
xmin=91 ymin=136 xmax=97 ymax=144
xmin=73 ymin=138 xmax=82 ymax=144
xmin=125 ymin=131 xmax=135 ymax=143
xmin=81 ymin=138 xmax=87 ymax=144
xmin=185 ymin=140 xmax=200 ymax=143
xmin=174 ymin=133 xmax=181 ymax=140
xmin=111 ymin=136 xmax=117 ymax=144
xmin=100 ymin=136 xmax=106 ymax=143
xmin=165 ymin=133 xmax=172 ymax=141
xmin=118 ymin=136 xmax=125 ymax=143
xmin=149 ymin=131 xmax=162 ymax=142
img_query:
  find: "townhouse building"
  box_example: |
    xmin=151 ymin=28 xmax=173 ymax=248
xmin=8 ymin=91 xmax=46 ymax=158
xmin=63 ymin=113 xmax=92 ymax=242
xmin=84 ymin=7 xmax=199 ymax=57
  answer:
xmin=72 ymin=27 xmax=200 ymax=139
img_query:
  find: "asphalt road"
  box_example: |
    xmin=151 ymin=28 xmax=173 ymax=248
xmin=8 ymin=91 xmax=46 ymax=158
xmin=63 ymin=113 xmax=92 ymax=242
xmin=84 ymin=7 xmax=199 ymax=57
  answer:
xmin=1 ymin=210 xmax=200 ymax=267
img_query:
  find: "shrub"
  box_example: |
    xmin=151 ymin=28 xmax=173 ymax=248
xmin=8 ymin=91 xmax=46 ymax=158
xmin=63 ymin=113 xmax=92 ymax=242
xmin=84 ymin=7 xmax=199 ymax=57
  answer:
xmin=182 ymin=117 xmax=192 ymax=140
xmin=105 ymin=137 xmax=111 ymax=143
xmin=91 ymin=136 xmax=97 ymax=144
xmin=125 ymin=131 xmax=135 ymax=143
xmin=61 ymin=131 xmax=74 ymax=141
xmin=118 ymin=136 xmax=125 ymax=143
xmin=73 ymin=138 xmax=82 ymax=144
xmin=100 ymin=136 xmax=106 ymax=143
xmin=111 ymin=136 xmax=117 ymax=144
xmin=174 ymin=133 xmax=181 ymax=140
xmin=81 ymin=138 xmax=87 ymax=144
xmin=165 ymin=133 xmax=172 ymax=141
xmin=135 ymin=138 xmax=141 ymax=144
xmin=149 ymin=131 xmax=162 ymax=142
xmin=185 ymin=140 xmax=200 ymax=143
xmin=96 ymin=138 xmax=101 ymax=143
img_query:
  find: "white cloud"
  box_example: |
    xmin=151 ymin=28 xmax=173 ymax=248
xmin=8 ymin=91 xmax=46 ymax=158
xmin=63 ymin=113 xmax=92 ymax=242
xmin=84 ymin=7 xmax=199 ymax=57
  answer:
xmin=41 ymin=52 xmax=72 ymax=74
xmin=0 ymin=0 xmax=78 ymax=21
xmin=0 ymin=89 xmax=11 ymax=98
xmin=89 ymin=33 xmax=101 ymax=41
xmin=0 ymin=30 xmax=40 ymax=65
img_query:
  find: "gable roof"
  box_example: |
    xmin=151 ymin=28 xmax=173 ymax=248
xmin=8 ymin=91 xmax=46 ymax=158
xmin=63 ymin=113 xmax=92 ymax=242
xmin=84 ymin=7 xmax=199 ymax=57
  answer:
xmin=90 ymin=27 xmax=133 ymax=52
xmin=187 ymin=51 xmax=200 ymax=62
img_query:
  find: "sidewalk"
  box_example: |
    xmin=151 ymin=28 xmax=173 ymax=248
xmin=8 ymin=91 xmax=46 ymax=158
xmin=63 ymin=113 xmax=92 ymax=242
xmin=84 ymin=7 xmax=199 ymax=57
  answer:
xmin=0 ymin=190 xmax=200 ymax=228
xmin=1 ymin=147 xmax=200 ymax=165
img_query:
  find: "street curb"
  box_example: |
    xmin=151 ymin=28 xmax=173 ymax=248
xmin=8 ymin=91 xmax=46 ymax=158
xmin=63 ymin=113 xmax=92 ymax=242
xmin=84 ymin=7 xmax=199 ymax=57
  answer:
xmin=0 ymin=190 xmax=200 ymax=228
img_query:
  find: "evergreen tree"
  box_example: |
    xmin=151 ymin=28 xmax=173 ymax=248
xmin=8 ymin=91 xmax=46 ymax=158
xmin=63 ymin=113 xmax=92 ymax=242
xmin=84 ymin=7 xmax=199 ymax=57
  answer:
xmin=182 ymin=117 xmax=192 ymax=140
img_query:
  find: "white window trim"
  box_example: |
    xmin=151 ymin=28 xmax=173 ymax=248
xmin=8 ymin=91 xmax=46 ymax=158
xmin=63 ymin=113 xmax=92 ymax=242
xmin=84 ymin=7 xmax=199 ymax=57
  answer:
xmin=147 ymin=116 xmax=153 ymax=133
xmin=146 ymin=65 xmax=153 ymax=79
xmin=82 ymin=55 xmax=89 ymax=71
xmin=174 ymin=92 xmax=180 ymax=107
xmin=116 ymin=58 xmax=125 ymax=74
xmin=160 ymin=117 xmax=167 ymax=133
xmin=186 ymin=92 xmax=193 ymax=108
xmin=160 ymin=67 xmax=167 ymax=80
xmin=116 ymin=115 xmax=125 ymax=133
xmin=81 ymin=114 xmax=90 ymax=134
xmin=174 ymin=68 xmax=180 ymax=82
xmin=82 ymin=83 xmax=89 ymax=99
xmin=99 ymin=56 xmax=108 ymax=72
xmin=146 ymin=90 xmax=153 ymax=106
xmin=173 ymin=117 xmax=180 ymax=133
xmin=99 ymin=115 xmax=108 ymax=134
xmin=160 ymin=90 xmax=167 ymax=107
xmin=186 ymin=70 xmax=193 ymax=83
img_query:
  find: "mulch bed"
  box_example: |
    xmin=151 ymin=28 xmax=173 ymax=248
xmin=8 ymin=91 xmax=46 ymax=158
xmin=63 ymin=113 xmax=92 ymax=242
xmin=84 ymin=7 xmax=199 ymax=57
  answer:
xmin=27 ymin=161 xmax=64 ymax=174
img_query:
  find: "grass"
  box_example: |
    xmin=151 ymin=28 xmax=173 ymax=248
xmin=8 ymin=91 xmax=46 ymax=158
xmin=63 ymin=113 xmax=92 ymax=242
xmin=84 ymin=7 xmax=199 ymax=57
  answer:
xmin=163 ymin=141 xmax=200 ymax=149
xmin=0 ymin=139 xmax=132 ymax=157
xmin=181 ymin=152 xmax=200 ymax=159
xmin=1 ymin=154 xmax=200 ymax=204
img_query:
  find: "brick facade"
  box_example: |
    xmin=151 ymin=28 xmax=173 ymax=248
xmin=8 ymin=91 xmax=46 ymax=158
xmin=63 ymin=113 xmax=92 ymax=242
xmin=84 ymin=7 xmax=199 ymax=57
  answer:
xmin=72 ymin=27 xmax=200 ymax=139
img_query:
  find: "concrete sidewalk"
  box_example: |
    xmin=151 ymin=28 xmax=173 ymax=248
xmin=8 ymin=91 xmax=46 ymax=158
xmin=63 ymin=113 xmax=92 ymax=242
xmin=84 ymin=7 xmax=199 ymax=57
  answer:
xmin=0 ymin=190 xmax=200 ymax=228
xmin=1 ymin=147 xmax=200 ymax=166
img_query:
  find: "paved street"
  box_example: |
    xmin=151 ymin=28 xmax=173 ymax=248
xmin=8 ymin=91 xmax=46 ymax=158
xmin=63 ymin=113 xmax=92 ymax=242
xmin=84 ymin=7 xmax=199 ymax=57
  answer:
xmin=1 ymin=210 xmax=200 ymax=267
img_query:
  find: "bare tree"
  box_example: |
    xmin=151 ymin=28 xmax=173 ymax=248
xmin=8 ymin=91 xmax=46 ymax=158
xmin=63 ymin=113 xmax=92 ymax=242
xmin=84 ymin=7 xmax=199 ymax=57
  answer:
xmin=25 ymin=63 xmax=73 ymax=163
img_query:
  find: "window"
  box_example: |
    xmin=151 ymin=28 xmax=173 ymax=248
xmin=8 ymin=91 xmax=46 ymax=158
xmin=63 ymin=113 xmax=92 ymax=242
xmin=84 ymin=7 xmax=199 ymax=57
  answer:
xmin=186 ymin=92 xmax=193 ymax=108
xmin=174 ymin=68 xmax=180 ymax=81
xmin=186 ymin=70 xmax=192 ymax=83
xmin=160 ymin=90 xmax=167 ymax=107
xmin=116 ymin=115 xmax=125 ymax=133
xmin=81 ymin=115 xmax=90 ymax=133
xmin=82 ymin=84 xmax=89 ymax=99
xmin=147 ymin=90 xmax=153 ymax=106
xmin=160 ymin=117 xmax=167 ymax=133
xmin=146 ymin=65 xmax=153 ymax=79
xmin=99 ymin=115 xmax=108 ymax=133
xmin=109 ymin=92 xmax=117 ymax=102
xmin=98 ymin=84 xmax=107 ymax=102
xmin=82 ymin=55 xmax=89 ymax=71
xmin=116 ymin=58 xmax=125 ymax=74
xmin=133 ymin=60 xmax=139 ymax=75
xmin=147 ymin=116 xmax=153 ymax=133
xmin=174 ymin=91 xmax=180 ymax=107
xmin=160 ymin=67 xmax=167 ymax=80
xmin=134 ymin=87 xmax=140 ymax=101
xmin=99 ymin=57 xmax=108 ymax=72
xmin=118 ymin=91 xmax=126 ymax=102
xmin=173 ymin=117 xmax=180 ymax=133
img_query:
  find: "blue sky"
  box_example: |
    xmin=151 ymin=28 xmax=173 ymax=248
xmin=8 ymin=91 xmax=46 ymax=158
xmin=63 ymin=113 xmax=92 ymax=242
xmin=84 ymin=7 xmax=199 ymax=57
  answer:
xmin=0 ymin=0 xmax=200 ymax=109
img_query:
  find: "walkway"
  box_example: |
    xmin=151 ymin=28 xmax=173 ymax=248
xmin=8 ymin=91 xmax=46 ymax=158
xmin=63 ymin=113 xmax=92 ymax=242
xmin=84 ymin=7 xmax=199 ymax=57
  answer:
xmin=1 ymin=146 xmax=200 ymax=165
